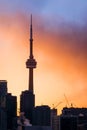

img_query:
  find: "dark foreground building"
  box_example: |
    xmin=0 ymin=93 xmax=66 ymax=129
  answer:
xmin=24 ymin=126 xmax=52 ymax=130
xmin=0 ymin=80 xmax=7 ymax=130
xmin=0 ymin=80 xmax=17 ymax=130
xmin=32 ymin=105 xmax=51 ymax=126
xmin=20 ymin=90 xmax=35 ymax=123
xmin=0 ymin=107 xmax=7 ymax=130
xmin=20 ymin=15 xmax=37 ymax=124
xmin=51 ymin=108 xmax=59 ymax=130
xmin=59 ymin=115 xmax=77 ymax=130
xmin=0 ymin=80 xmax=7 ymax=108
xmin=62 ymin=107 xmax=87 ymax=125
xmin=61 ymin=107 xmax=87 ymax=130
xmin=6 ymin=93 xmax=17 ymax=130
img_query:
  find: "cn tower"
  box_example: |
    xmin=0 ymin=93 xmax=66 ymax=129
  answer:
xmin=20 ymin=15 xmax=37 ymax=123
xmin=26 ymin=15 xmax=37 ymax=93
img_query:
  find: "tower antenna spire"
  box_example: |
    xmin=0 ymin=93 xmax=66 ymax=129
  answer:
xmin=30 ymin=14 xmax=33 ymax=40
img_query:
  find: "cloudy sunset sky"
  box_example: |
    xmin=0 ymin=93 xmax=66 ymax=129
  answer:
xmin=0 ymin=0 xmax=87 ymax=114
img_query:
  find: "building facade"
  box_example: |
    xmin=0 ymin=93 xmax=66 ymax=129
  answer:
xmin=6 ymin=93 xmax=17 ymax=130
xmin=62 ymin=107 xmax=87 ymax=125
xmin=0 ymin=80 xmax=7 ymax=108
xmin=51 ymin=108 xmax=59 ymax=130
xmin=20 ymin=90 xmax=35 ymax=123
xmin=0 ymin=80 xmax=7 ymax=130
xmin=32 ymin=105 xmax=51 ymax=126
xmin=24 ymin=126 xmax=52 ymax=130
xmin=0 ymin=107 xmax=7 ymax=130
xmin=59 ymin=115 xmax=77 ymax=130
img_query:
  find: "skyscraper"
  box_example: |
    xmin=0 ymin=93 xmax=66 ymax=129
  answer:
xmin=0 ymin=107 xmax=7 ymax=130
xmin=0 ymin=80 xmax=7 ymax=130
xmin=20 ymin=15 xmax=37 ymax=124
xmin=0 ymin=80 xmax=7 ymax=108
xmin=6 ymin=93 xmax=17 ymax=130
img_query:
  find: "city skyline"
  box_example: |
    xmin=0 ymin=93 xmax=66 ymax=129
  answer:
xmin=0 ymin=0 xmax=87 ymax=114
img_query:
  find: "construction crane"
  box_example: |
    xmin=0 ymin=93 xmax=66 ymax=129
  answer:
xmin=64 ymin=94 xmax=70 ymax=107
xmin=52 ymin=101 xmax=62 ymax=109
xmin=64 ymin=94 xmax=77 ymax=108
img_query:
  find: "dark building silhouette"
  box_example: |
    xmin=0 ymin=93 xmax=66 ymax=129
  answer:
xmin=59 ymin=115 xmax=77 ymax=130
xmin=62 ymin=107 xmax=87 ymax=125
xmin=0 ymin=80 xmax=7 ymax=130
xmin=78 ymin=123 xmax=87 ymax=130
xmin=24 ymin=126 xmax=52 ymax=130
xmin=20 ymin=15 xmax=37 ymax=124
xmin=0 ymin=107 xmax=7 ymax=130
xmin=32 ymin=105 xmax=51 ymax=126
xmin=20 ymin=90 xmax=35 ymax=123
xmin=51 ymin=109 xmax=59 ymax=130
xmin=0 ymin=80 xmax=17 ymax=130
xmin=62 ymin=107 xmax=87 ymax=116
xmin=6 ymin=93 xmax=17 ymax=130
xmin=0 ymin=80 xmax=7 ymax=108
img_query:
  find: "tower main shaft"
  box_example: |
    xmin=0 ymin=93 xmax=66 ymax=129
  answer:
xmin=26 ymin=15 xmax=37 ymax=93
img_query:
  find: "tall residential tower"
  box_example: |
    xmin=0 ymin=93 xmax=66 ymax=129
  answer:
xmin=20 ymin=15 xmax=37 ymax=124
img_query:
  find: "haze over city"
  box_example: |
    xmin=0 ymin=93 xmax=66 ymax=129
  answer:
xmin=0 ymin=0 xmax=87 ymax=114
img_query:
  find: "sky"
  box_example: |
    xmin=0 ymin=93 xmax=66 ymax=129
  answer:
xmin=0 ymin=0 xmax=87 ymax=114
